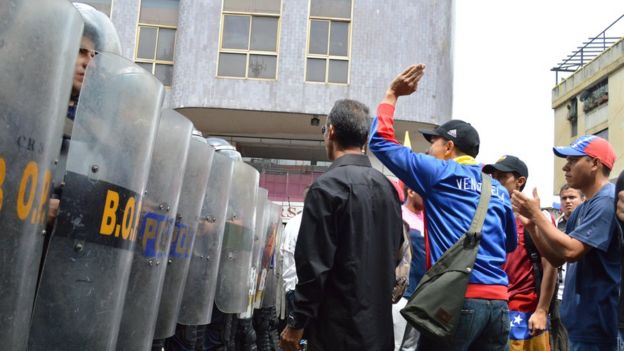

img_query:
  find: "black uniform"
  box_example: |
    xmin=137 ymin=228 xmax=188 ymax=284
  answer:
xmin=292 ymin=154 xmax=402 ymax=350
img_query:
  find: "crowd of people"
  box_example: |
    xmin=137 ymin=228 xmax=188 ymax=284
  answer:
xmin=279 ymin=64 xmax=624 ymax=351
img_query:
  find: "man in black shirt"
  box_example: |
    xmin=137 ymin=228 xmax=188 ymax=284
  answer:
xmin=280 ymin=99 xmax=403 ymax=351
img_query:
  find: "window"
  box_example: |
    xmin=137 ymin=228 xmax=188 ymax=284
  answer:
xmin=135 ymin=0 xmax=179 ymax=86
xmin=305 ymin=0 xmax=352 ymax=84
xmin=594 ymin=128 xmax=608 ymax=140
xmin=581 ymin=79 xmax=608 ymax=113
xmin=79 ymin=0 xmax=112 ymax=17
xmin=567 ymin=97 xmax=578 ymax=137
xmin=217 ymin=0 xmax=281 ymax=79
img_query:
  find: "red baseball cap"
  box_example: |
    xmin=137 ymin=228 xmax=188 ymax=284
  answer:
xmin=553 ymin=135 xmax=616 ymax=170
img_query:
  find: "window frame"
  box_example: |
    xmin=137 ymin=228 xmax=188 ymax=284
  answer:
xmin=304 ymin=0 xmax=353 ymax=85
xmin=134 ymin=0 xmax=179 ymax=87
xmin=216 ymin=0 xmax=282 ymax=80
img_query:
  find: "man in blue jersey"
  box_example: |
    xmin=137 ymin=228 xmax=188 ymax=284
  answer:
xmin=512 ymin=135 xmax=620 ymax=351
xmin=369 ymin=64 xmax=517 ymax=351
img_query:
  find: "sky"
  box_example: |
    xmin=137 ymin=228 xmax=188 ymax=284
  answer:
xmin=453 ymin=0 xmax=624 ymax=205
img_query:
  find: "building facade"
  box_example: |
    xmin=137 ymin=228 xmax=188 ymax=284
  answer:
xmin=552 ymin=37 xmax=624 ymax=191
xmin=79 ymin=0 xmax=455 ymax=205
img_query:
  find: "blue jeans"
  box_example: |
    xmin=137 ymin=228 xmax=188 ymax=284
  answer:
xmin=417 ymin=298 xmax=509 ymax=351
xmin=570 ymin=340 xmax=616 ymax=351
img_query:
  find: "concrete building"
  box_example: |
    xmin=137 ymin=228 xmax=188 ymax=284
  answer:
xmin=80 ymin=0 xmax=455 ymax=205
xmin=551 ymin=16 xmax=624 ymax=192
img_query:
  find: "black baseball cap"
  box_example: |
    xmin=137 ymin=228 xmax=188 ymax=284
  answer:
xmin=419 ymin=120 xmax=480 ymax=157
xmin=483 ymin=155 xmax=529 ymax=178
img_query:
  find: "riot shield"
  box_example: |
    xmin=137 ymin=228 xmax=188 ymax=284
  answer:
xmin=274 ymin=212 xmax=287 ymax=319
xmin=240 ymin=188 xmax=269 ymax=318
xmin=115 ymin=110 xmax=193 ymax=351
xmin=215 ymin=162 xmax=260 ymax=314
xmin=257 ymin=203 xmax=282 ymax=309
xmin=28 ymin=52 xmax=164 ymax=351
xmin=178 ymin=152 xmax=235 ymax=325
xmin=0 ymin=1 xmax=82 ymax=349
xmin=153 ymin=135 xmax=214 ymax=339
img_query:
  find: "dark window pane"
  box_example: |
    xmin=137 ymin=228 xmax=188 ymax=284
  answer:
xmin=218 ymin=53 xmax=247 ymax=77
xmin=250 ymin=16 xmax=278 ymax=52
xmin=137 ymin=62 xmax=154 ymax=74
xmin=309 ymin=20 xmax=328 ymax=55
xmin=329 ymin=21 xmax=348 ymax=56
xmin=224 ymin=0 xmax=281 ymax=14
xmin=310 ymin=0 xmax=351 ymax=19
xmin=155 ymin=64 xmax=174 ymax=86
xmin=222 ymin=15 xmax=250 ymax=50
xmin=140 ymin=0 xmax=179 ymax=26
xmin=328 ymin=59 xmax=348 ymax=83
xmin=156 ymin=28 xmax=176 ymax=61
xmin=306 ymin=58 xmax=325 ymax=82
xmin=137 ymin=26 xmax=157 ymax=59
xmin=248 ymin=55 xmax=276 ymax=78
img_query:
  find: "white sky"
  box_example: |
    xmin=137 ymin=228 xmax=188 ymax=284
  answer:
xmin=453 ymin=0 xmax=624 ymax=205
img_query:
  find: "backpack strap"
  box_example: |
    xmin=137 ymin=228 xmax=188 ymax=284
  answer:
xmin=466 ymin=174 xmax=492 ymax=242
xmin=524 ymin=228 xmax=543 ymax=297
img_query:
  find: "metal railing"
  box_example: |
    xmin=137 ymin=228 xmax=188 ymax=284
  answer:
xmin=551 ymin=14 xmax=624 ymax=84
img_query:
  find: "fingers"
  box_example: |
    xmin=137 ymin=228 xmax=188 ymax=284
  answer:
xmin=532 ymin=187 xmax=540 ymax=201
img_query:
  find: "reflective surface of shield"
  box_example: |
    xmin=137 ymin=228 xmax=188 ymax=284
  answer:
xmin=178 ymin=152 xmax=235 ymax=325
xmin=215 ymin=162 xmax=260 ymax=314
xmin=29 ymin=53 xmax=164 ymax=351
xmin=153 ymin=136 xmax=214 ymax=339
xmin=115 ymin=110 xmax=193 ymax=351
xmin=257 ymin=203 xmax=282 ymax=309
xmin=0 ymin=1 xmax=83 ymax=349
xmin=241 ymin=188 xmax=269 ymax=318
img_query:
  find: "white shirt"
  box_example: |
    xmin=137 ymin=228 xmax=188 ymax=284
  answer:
xmin=281 ymin=212 xmax=303 ymax=292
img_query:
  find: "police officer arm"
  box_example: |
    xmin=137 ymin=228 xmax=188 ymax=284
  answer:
xmin=528 ymin=257 xmax=557 ymax=334
xmin=512 ymin=189 xmax=590 ymax=267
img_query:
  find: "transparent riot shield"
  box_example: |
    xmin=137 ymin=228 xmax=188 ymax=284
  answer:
xmin=152 ymin=136 xmax=214 ymax=339
xmin=0 ymin=1 xmax=83 ymax=349
xmin=256 ymin=203 xmax=282 ymax=309
xmin=28 ymin=52 xmax=164 ymax=351
xmin=240 ymin=188 xmax=269 ymax=318
xmin=215 ymin=162 xmax=260 ymax=314
xmin=178 ymin=152 xmax=235 ymax=325
xmin=115 ymin=110 xmax=193 ymax=351
xmin=274 ymin=213 xmax=287 ymax=319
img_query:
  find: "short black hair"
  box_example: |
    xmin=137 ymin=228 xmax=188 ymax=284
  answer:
xmin=327 ymin=99 xmax=370 ymax=149
xmin=559 ymin=183 xmax=584 ymax=198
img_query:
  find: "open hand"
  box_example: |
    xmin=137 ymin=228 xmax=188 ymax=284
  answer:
xmin=511 ymin=188 xmax=541 ymax=221
xmin=388 ymin=64 xmax=426 ymax=97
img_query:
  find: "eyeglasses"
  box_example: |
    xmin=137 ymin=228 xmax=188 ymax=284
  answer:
xmin=321 ymin=125 xmax=327 ymax=135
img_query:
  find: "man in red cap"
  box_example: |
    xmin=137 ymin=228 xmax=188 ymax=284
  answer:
xmin=512 ymin=135 xmax=620 ymax=351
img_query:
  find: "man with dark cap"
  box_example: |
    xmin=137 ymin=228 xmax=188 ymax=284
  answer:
xmin=513 ymin=135 xmax=620 ymax=351
xmin=484 ymin=156 xmax=557 ymax=350
xmin=369 ymin=64 xmax=517 ymax=351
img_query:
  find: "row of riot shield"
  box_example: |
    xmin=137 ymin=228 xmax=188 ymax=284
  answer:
xmin=1 ymin=0 xmax=286 ymax=349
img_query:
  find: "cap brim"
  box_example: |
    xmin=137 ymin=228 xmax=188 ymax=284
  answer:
xmin=418 ymin=128 xmax=440 ymax=143
xmin=482 ymin=163 xmax=515 ymax=175
xmin=553 ymin=146 xmax=585 ymax=158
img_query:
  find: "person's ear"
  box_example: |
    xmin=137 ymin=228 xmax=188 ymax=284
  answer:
xmin=517 ymin=176 xmax=527 ymax=189
xmin=444 ymin=139 xmax=455 ymax=157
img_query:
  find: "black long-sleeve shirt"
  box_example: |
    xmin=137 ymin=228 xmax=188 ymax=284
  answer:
xmin=293 ymin=153 xmax=402 ymax=350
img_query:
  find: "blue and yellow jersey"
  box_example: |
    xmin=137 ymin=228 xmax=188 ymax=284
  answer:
xmin=369 ymin=103 xmax=517 ymax=300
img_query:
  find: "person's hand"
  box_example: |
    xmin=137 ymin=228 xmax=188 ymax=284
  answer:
xmin=47 ymin=198 xmax=60 ymax=226
xmin=617 ymin=190 xmax=624 ymax=223
xmin=528 ymin=308 xmax=547 ymax=336
xmin=280 ymin=326 xmax=304 ymax=351
xmin=511 ymin=188 xmax=541 ymax=221
xmin=385 ymin=64 xmax=426 ymax=101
